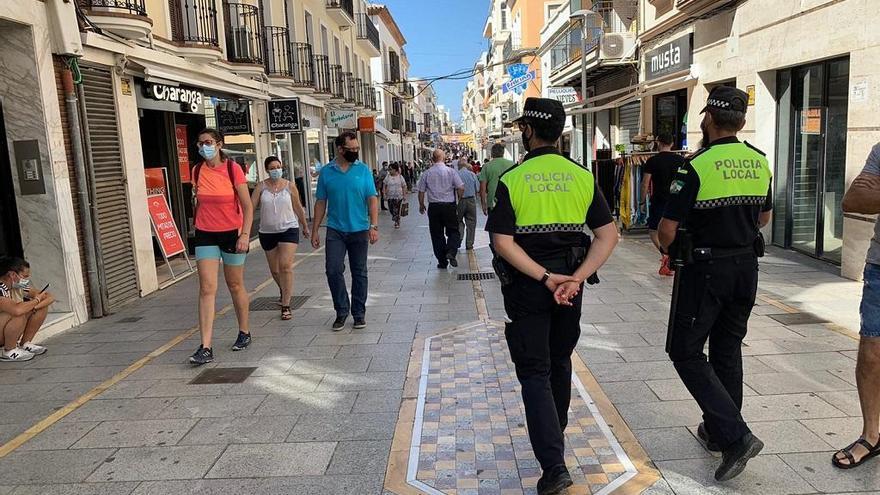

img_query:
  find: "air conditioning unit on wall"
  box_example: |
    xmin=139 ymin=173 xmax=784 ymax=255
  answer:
xmin=600 ymin=32 xmax=636 ymax=61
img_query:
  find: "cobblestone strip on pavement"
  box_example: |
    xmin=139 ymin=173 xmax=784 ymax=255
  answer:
xmin=383 ymin=249 xmax=659 ymax=495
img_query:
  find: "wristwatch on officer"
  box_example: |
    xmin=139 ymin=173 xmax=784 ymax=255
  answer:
xmin=370 ymin=224 xmax=379 ymax=231
xmin=540 ymin=271 xmax=551 ymax=285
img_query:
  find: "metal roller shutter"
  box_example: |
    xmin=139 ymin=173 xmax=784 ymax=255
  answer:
xmin=618 ymin=102 xmax=640 ymax=154
xmin=79 ymin=66 xmax=140 ymax=310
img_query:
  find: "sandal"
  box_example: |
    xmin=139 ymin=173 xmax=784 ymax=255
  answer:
xmin=281 ymin=306 xmax=292 ymax=321
xmin=832 ymin=437 xmax=880 ymax=469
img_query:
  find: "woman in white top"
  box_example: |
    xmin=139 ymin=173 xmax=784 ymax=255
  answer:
xmin=251 ymin=156 xmax=310 ymax=320
xmin=383 ymin=163 xmax=408 ymax=229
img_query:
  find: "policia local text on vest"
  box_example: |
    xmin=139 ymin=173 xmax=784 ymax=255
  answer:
xmin=486 ymin=97 xmax=619 ymax=495
xmin=659 ymin=86 xmax=773 ymax=482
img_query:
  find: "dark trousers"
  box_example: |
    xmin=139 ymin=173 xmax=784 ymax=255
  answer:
xmin=427 ymin=202 xmax=460 ymax=266
xmin=502 ymin=274 xmax=583 ymax=471
xmin=388 ymin=198 xmax=403 ymax=224
xmin=456 ymin=197 xmax=477 ymax=250
xmin=668 ymin=254 xmax=758 ymax=449
xmin=325 ymin=228 xmax=369 ymax=319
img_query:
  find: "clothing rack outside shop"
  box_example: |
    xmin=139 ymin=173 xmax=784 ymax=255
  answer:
xmin=593 ymin=150 xmax=690 ymax=232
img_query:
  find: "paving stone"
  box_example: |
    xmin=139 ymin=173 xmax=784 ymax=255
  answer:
xmin=129 ymin=479 xmax=267 ymax=495
xmin=781 ymin=451 xmax=880 ymax=493
xmin=741 ymin=393 xmax=847 ymax=422
xmin=315 ymin=371 xmax=406 ymax=392
xmin=814 ymin=390 xmax=862 ymax=416
xmin=658 ymin=454 xmax=816 ymax=494
xmin=352 ymin=389 xmax=403 ymax=413
xmin=178 ymin=415 xmax=299 ymax=445
xmin=633 ymin=427 xmax=711 ymax=460
xmin=259 ymin=474 xmax=385 ymax=494
xmin=18 ymin=421 xmax=99 ymax=451
xmin=575 ymin=348 xmax=625 ymax=365
xmin=744 ymin=370 xmax=855 ymax=395
xmin=615 ymin=400 xmax=703 ymax=429
xmin=578 ymin=333 xmax=651 ymax=349
xmin=254 ymin=392 xmax=357 ymax=416
xmin=594 ymin=381 xmax=658 ymax=404
xmin=286 ymin=412 xmax=397 ymax=441
xmin=326 ymin=440 xmax=392 ymax=474
xmin=285 ymin=357 xmax=371 ymax=375
xmin=206 ymin=442 xmax=335 ymax=478
xmin=137 ymin=381 xmax=232 ymax=398
xmin=64 ymin=398 xmax=175 ymax=422
xmin=158 ymin=395 xmax=267 ymax=418
xmin=71 ymin=419 xmax=197 ymax=448
xmin=588 ymin=361 xmax=679 ymax=382
xmin=0 ymin=448 xmax=115 ymax=484
xmin=311 ymin=333 xmax=381 ymax=346
xmin=742 ymin=420 xmax=837 ymax=454
xmin=8 ymin=482 xmax=140 ymax=495
xmin=800 ymin=416 xmax=865 ymax=449
xmin=224 ymin=374 xmax=323 ymax=395
xmin=0 ymin=400 xmax=70 ymax=425
xmin=95 ymin=380 xmax=157 ymax=400
xmin=86 ymin=445 xmax=226 ymax=482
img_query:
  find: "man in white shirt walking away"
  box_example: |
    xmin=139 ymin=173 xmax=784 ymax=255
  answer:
xmin=418 ymin=149 xmax=464 ymax=269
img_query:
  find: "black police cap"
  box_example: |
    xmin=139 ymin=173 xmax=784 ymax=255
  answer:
xmin=512 ymin=97 xmax=566 ymax=127
xmin=701 ymin=86 xmax=749 ymax=114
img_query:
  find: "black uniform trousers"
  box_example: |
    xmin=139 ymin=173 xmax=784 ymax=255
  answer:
xmin=427 ymin=202 xmax=460 ymax=266
xmin=668 ymin=253 xmax=758 ymax=450
xmin=502 ymin=272 xmax=583 ymax=471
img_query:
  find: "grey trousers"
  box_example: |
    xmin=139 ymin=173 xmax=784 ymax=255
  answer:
xmin=457 ymin=196 xmax=477 ymax=250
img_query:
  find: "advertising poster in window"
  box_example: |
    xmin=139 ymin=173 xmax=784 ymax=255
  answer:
xmin=175 ymin=125 xmax=192 ymax=183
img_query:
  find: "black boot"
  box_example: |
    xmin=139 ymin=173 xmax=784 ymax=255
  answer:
xmin=536 ymin=464 xmax=573 ymax=495
xmin=715 ymin=432 xmax=764 ymax=481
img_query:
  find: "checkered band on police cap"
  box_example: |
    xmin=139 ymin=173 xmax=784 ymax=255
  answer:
xmin=513 ymin=97 xmax=566 ymax=126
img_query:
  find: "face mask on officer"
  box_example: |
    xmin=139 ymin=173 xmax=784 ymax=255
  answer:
xmin=700 ymin=114 xmax=712 ymax=148
xmin=520 ymin=123 xmax=533 ymax=152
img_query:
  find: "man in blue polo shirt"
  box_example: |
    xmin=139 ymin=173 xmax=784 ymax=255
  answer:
xmin=311 ymin=131 xmax=379 ymax=331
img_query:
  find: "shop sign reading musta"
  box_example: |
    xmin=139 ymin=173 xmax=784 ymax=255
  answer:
xmin=645 ymin=34 xmax=693 ymax=81
xmin=144 ymin=82 xmax=204 ymax=113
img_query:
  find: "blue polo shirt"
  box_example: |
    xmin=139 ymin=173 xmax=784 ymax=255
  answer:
xmin=315 ymin=160 xmax=378 ymax=233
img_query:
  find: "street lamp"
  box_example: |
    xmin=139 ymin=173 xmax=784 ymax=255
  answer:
xmin=570 ymin=8 xmax=598 ymax=170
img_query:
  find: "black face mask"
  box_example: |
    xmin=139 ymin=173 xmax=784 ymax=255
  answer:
xmin=342 ymin=150 xmax=359 ymax=163
xmin=700 ymin=120 xmax=710 ymax=148
xmin=521 ymin=129 xmax=532 ymax=152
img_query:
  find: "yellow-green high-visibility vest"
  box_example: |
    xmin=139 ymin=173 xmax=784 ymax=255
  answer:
xmin=499 ymin=153 xmax=595 ymax=233
xmin=689 ymin=142 xmax=772 ymax=210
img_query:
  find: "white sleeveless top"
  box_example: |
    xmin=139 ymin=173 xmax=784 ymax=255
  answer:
xmin=259 ymin=180 xmax=299 ymax=233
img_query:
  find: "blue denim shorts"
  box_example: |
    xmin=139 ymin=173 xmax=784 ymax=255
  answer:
xmin=861 ymin=263 xmax=880 ymax=338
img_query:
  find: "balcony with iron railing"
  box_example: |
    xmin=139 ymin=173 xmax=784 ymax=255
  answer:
xmin=352 ymin=78 xmax=364 ymax=107
xmin=329 ymin=64 xmax=345 ymax=102
xmin=79 ymin=0 xmax=153 ymax=39
xmin=355 ymin=13 xmax=380 ymax=56
xmin=170 ymin=0 xmax=221 ymax=61
xmin=398 ymin=80 xmax=415 ymax=98
xmin=341 ymin=72 xmax=356 ymax=105
xmin=390 ymin=114 xmax=403 ymax=132
xmin=363 ymin=82 xmax=377 ymax=111
xmin=313 ymin=54 xmax=333 ymax=97
xmin=223 ymin=1 xmax=263 ymax=68
xmin=386 ymin=54 xmax=402 ymax=83
xmin=264 ymin=26 xmax=292 ymax=82
xmin=290 ymin=42 xmax=315 ymax=90
xmin=326 ymin=0 xmax=355 ymax=27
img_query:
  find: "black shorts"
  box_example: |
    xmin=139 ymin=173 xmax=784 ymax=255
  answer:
xmin=259 ymin=228 xmax=300 ymax=251
xmin=194 ymin=229 xmax=239 ymax=253
xmin=647 ymin=198 xmax=666 ymax=231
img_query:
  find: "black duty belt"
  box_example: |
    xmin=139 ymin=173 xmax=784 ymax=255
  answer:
xmin=692 ymin=246 xmax=756 ymax=261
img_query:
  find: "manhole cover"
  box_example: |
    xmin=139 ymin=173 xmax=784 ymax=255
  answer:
xmin=457 ymin=272 xmax=496 ymax=281
xmin=118 ymin=317 xmax=142 ymax=323
xmin=767 ymin=313 xmax=829 ymax=326
xmin=249 ymin=295 xmax=310 ymax=311
xmin=190 ymin=367 xmax=257 ymax=384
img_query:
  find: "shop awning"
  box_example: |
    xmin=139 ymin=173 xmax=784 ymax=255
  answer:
xmin=568 ymin=70 xmax=697 ymax=116
xmin=374 ymin=122 xmax=395 ymax=141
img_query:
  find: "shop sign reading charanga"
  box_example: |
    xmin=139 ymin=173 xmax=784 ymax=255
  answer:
xmin=144 ymin=83 xmax=204 ymax=113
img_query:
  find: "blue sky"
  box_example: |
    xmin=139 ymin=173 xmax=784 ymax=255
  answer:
xmin=379 ymin=0 xmax=488 ymax=123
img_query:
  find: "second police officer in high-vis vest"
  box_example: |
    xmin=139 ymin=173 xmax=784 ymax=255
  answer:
xmin=659 ymin=86 xmax=773 ymax=482
xmin=486 ymin=97 xmax=618 ymax=495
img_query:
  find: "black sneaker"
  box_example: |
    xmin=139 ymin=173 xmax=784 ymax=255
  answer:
xmin=698 ymin=422 xmax=721 ymax=452
xmin=447 ymin=256 xmax=458 ymax=268
xmin=536 ymin=464 xmax=573 ymax=495
xmin=437 ymin=263 xmax=448 ymax=270
xmin=189 ymin=346 xmax=214 ymax=366
xmin=715 ymin=432 xmax=764 ymax=481
xmin=353 ymin=318 xmax=367 ymax=329
xmin=332 ymin=316 xmax=347 ymax=331
xmin=231 ymin=331 xmax=251 ymax=351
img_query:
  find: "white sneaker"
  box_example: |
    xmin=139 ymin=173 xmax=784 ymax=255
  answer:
xmin=0 ymin=347 xmax=35 ymax=362
xmin=21 ymin=342 xmax=47 ymax=355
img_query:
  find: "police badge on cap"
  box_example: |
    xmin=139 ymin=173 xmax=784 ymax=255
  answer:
xmin=701 ymin=86 xmax=749 ymax=114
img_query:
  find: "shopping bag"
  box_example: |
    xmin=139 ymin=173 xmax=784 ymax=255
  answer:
xmin=400 ymin=201 xmax=410 ymax=217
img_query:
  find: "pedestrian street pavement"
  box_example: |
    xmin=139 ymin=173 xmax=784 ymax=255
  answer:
xmin=0 ymin=205 xmax=876 ymax=495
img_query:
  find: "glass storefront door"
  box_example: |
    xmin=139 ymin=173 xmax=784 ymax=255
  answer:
xmin=653 ymin=89 xmax=688 ymax=150
xmin=775 ymin=57 xmax=849 ymax=263
xmin=0 ymin=101 xmax=23 ymax=257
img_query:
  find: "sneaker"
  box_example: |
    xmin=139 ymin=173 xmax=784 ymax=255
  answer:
xmin=231 ymin=331 xmax=251 ymax=351
xmin=21 ymin=342 xmax=47 ymax=355
xmin=715 ymin=432 xmax=764 ymax=481
xmin=189 ymin=346 xmax=214 ymax=366
xmin=353 ymin=318 xmax=367 ymax=330
xmin=536 ymin=464 xmax=573 ymax=495
xmin=0 ymin=347 xmax=35 ymax=362
xmin=697 ymin=422 xmax=721 ymax=452
xmin=448 ymin=256 xmax=458 ymax=268
xmin=332 ymin=316 xmax=347 ymax=331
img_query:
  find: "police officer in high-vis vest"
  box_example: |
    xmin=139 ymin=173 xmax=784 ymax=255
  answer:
xmin=659 ymin=86 xmax=773 ymax=482
xmin=486 ymin=97 xmax=618 ymax=495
